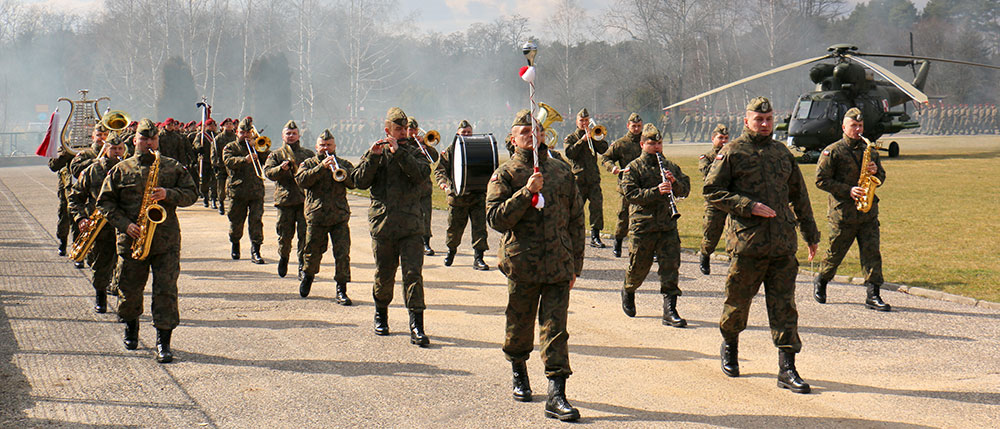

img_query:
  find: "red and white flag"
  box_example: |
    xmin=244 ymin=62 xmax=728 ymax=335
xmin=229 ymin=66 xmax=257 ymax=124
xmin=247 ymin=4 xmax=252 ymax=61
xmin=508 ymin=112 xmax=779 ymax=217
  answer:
xmin=35 ymin=109 xmax=60 ymax=158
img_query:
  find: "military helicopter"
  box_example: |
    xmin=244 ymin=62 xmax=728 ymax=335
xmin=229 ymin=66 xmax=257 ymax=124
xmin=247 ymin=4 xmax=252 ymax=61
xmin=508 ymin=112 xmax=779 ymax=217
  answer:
xmin=663 ymin=44 xmax=1000 ymax=162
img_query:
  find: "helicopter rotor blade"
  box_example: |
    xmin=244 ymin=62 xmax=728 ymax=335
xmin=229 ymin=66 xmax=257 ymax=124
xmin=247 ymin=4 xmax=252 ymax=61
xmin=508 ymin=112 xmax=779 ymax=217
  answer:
xmin=846 ymin=54 xmax=929 ymax=104
xmin=856 ymin=52 xmax=1000 ymax=71
xmin=662 ymin=54 xmax=833 ymax=110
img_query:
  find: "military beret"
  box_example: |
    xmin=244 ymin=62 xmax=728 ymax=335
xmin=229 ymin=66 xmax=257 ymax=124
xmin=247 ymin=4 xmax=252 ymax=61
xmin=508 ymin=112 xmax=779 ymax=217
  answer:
xmin=164 ymin=117 xmax=175 ymax=124
xmin=746 ymin=96 xmax=773 ymax=113
xmin=284 ymin=120 xmax=298 ymax=130
xmin=641 ymin=123 xmax=662 ymax=141
xmin=205 ymin=118 xmax=216 ymax=125
xmin=186 ymin=120 xmax=197 ymax=128
xmin=458 ymin=119 xmax=471 ymax=129
xmin=94 ymin=123 xmax=108 ymax=132
xmin=238 ymin=117 xmax=253 ymax=132
xmin=220 ymin=118 xmax=231 ymax=125
xmin=712 ymin=124 xmax=729 ymax=136
xmin=406 ymin=117 xmax=419 ymax=129
xmin=136 ymin=118 xmax=158 ymax=138
xmin=844 ymin=107 xmax=863 ymax=122
xmin=512 ymin=109 xmax=532 ymax=127
xmin=128 ymin=121 xmax=138 ymax=127
xmin=628 ymin=112 xmax=642 ymax=123
xmin=319 ymin=129 xmax=334 ymax=141
xmin=577 ymin=108 xmax=590 ymax=119
xmin=385 ymin=107 xmax=408 ymax=126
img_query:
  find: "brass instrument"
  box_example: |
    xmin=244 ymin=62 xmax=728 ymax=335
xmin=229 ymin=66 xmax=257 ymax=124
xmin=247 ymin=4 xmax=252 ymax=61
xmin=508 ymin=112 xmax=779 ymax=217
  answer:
xmin=100 ymin=110 xmax=130 ymax=135
xmin=131 ymin=151 xmax=166 ymax=260
xmin=535 ymin=102 xmax=563 ymax=147
xmin=855 ymin=136 xmax=882 ymax=213
xmin=414 ymin=128 xmax=440 ymax=162
xmin=581 ymin=118 xmax=607 ymax=156
xmin=245 ymin=125 xmax=270 ymax=179
xmin=58 ymin=89 xmax=110 ymax=155
xmin=324 ymin=150 xmax=347 ymax=182
xmin=69 ymin=210 xmax=107 ymax=262
xmin=656 ymin=152 xmax=681 ymax=220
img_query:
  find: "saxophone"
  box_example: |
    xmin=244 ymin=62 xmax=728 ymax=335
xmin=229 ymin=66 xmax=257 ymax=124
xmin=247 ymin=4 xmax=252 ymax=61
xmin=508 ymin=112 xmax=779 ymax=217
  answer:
xmin=854 ymin=137 xmax=882 ymax=213
xmin=130 ymin=151 xmax=166 ymax=260
xmin=69 ymin=210 xmax=107 ymax=262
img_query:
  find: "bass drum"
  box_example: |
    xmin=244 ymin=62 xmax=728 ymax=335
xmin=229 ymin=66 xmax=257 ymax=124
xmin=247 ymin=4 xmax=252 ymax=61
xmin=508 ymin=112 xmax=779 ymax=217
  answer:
xmin=453 ymin=133 xmax=499 ymax=196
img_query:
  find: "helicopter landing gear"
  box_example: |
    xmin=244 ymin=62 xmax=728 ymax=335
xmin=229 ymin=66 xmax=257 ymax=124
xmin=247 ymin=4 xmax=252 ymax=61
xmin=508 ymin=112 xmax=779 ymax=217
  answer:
xmin=888 ymin=141 xmax=899 ymax=158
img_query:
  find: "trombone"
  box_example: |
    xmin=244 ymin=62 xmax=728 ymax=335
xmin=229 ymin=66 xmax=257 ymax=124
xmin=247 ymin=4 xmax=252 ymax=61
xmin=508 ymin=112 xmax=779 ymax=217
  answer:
xmin=414 ymin=128 xmax=440 ymax=162
xmin=245 ymin=125 xmax=270 ymax=179
xmin=581 ymin=118 xmax=607 ymax=156
xmin=324 ymin=150 xmax=347 ymax=182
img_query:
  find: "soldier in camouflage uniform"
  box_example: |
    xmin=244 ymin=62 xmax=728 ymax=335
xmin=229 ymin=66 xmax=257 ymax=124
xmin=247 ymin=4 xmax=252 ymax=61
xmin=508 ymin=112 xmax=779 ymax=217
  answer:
xmin=619 ymin=123 xmax=691 ymax=327
xmin=212 ymin=119 xmax=237 ymax=215
xmin=264 ymin=120 xmax=314 ymax=279
xmin=158 ymin=119 xmax=194 ymax=182
xmin=435 ymin=120 xmax=490 ymax=270
xmin=697 ymin=124 xmax=730 ymax=275
xmin=49 ymin=144 xmax=76 ymax=257
xmin=295 ymin=129 xmax=355 ymax=304
xmin=98 ymin=119 xmax=198 ymax=363
xmin=813 ymin=108 xmax=890 ymax=311
xmin=192 ymin=119 xmax=218 ymax=209
xmin=600 ymin=113 xmax=644 ymax=257
xmin=352 ymin=107 xmax=432 ymax=347
xmin=406 ymin=118 xmax=440 ymax=257
xmin=703 ymin=97 xmax=820 ymax=394
xmin=223 ymin=117 xmax=269 ymax=264
xmin=487 ymin=109 xmax=584 ymax=421
xmin=564 ymin=108 xmax=609 ymax=249
xmin=68 ymin=136 xmax=125 ymax=313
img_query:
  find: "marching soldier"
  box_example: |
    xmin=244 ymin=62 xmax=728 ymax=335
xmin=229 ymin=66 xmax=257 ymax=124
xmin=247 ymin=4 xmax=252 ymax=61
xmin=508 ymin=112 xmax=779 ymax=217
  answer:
xmin=352 ymin=108 xmax=432 ymax=346
xmin=698 ymin=124 xmax=730 ymax=275
xmin=192 ymin=119 xmax=218 ymax=209
xmin=406 ymin=118 xmax=440 ymax=256
xmin=704 ymin=97 xmax=820 ymax=394
xmin=295 ymin=130 xmax=355 ymax=303
xmin=64 ymin=123 xmax=111 ymax=268
xmin=563 ymin=108 xmax=609 ymax=249
xmin=212 ymin=118 xmax=237 ymax=215
xmin=600 ymin=113 xmax=644 ymax=257
xmin=487 ymin=109 xmax=584 ymax=421
xmin=49 ymin=145 xmax=76 ymax=257
xmin=223 ymin=117 xmax=268 ymax=264
xmin=619 ymin=123 xmax=691 ymax=326
xmin=264 ymin=120 xmax=314 ymax=279
xmin=98 ymin=119 xmax=198 ymax=362
xmin=434 ymin=120 xmax=490 ymax=270
xmin=813 ymin=108 xmax=890 ymax=311
xmin=68 ymin=136 xmax=126 ymax=313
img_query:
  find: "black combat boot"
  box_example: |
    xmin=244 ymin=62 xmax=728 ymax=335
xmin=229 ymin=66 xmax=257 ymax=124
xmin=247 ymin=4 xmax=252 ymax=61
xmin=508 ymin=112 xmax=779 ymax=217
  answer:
xmin=590 ymin=228 xmax=605 ymax=248
xmin=123 ymin=319 xmax=139 ymax=350
xmin=662 ymin=295 xmax=687 ymax=327
xmin=231 ymin=241 xmax=240 ymax=260
xmin=621 ymin=287 xmax=636 ymax=317
xmin=202 ymin=195 xmax=209 ymax=207
xmin=544 ymin=376 xmax=580 ymax=421
xmin=408 ymin=310 xmax=429 ymax=347
xmin=156 ymin=329 xmax=173 ymax=363
xmin=74 ymin=260 xmax=85 ymax=269
xmin=374 ymin=306 xmax=389 ymax=336
xmin=277 ymin=256 xmax=289 ymax=278
xmin=94 ymin=290 xmax=107 ymax=314
xmin=299 ymin=273 xmax=313 ymax=298
xmin=721 ymin=338 xmax=739 ymax=377
xmin=250 ymin=243 xmax=265 ymax=265
xmin=777 ymin=350 xmax=811 ymax=394
xmin=443 ymin=248 xmax=456 ymax=267
xmin=700 ymin=252 xmax=711 ymax=275
xmin=612 ymin=238 xmax=623 ymax=258
xmin=335 ymin=282 xmax=352 ymax=306
xmin=218 ymin=203 xmax=225 ymax=215
xmin=472 ymin=250 xmax=489 ymax=271
xmin=512 ymin=360 xmax=532 ymax=402
xmin=57 ymin=238 xmax=67 ymax=256
xmin=813 ymin=275 xmax=827 ymax=304
xmin=298 ymin=257 xmax=304 ymax=280
xmin=865 ymin=282 xmax=891 ymax=311
xmin=423 ymin=237 xmax=435 ymax=256
xmin=211 ymin=198 xmax=217 ymax=209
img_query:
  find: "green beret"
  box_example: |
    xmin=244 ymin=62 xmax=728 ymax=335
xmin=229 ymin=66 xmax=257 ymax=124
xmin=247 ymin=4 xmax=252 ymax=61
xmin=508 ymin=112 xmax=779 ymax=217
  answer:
xmin=746 ymin=96 xmax=773 ymax=113
xmin=458 ymin=119 xmax=471 ymax=129
xmin=238 ymin=117 xmax=253 ymax=132
xmin=136 ymin=119 xmax=158 ymax=138
xmin=628 ymin=112 xmax=642 ymax=123
xmin=284 ymin=120 xmax=298 ymax=130
xmin=385 ymin=107 xmax=408 ymax=126
xmin=713 ymin=124 xmax=729 ymax=136
xmin=94 ymin=123 xmax=108 ymax=132
xmin=512 ymin=109 xmax=532 ymax=127
xmin=319 ymin=129 xmax=334 ymax=141
xmin=641 ymin=123 xmax=662 ymax=141
xmin=577 ymin=108 xmax=590 ymax=119
xmin=406 ymin=117 xmax=418 ymax=129
xmin=844 ymin=107 xmax=863 ymax=122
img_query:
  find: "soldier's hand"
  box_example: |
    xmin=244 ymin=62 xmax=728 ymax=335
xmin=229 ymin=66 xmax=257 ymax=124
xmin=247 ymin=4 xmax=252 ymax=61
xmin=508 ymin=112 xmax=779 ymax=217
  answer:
xmin=438 ymin=182 xmax=448 ymax=191
xmin=662 ymin=170 xmax=676 ymax=183
xmin=808 ymin=243 xmax=819 ymax=261
xmin=281 ymin=160 xmax=290 ymax=170
xmin=657 ymin=181 xmax=673 ymax=195
xmin=611 ymin=166 xmax=621 ymax=175
xmin=322 ymin=156 xmax=336 ymax=168
xmin=245 ymin=153 xmax=256 ymax=163
xmin=526 ymin=171 xmax=543 ymax=193
xmin=751 ymin=202 xmax=776 ymax=218
xmin=370 ymin=141 xmax=384 ymax=155
xmin=387 ymin=138 xmax=399 ymax=154
xmin=867 ymin=161 xmax=878 ymax=175
xmin=78 ymin=219 xmax=92 ymax=232
xmin=126 ymin=223 xmax=141 ymax=239
xmin=150 ymin=187 xmax=166 ymax=202
xmin=850 ymin=186 xmax=866 ymax=199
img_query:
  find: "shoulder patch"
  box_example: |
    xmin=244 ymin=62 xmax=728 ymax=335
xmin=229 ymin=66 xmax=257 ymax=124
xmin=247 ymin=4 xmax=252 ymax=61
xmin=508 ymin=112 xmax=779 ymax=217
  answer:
xmin=715 ymin=154 xmax=724 ymax=160
xmin=822 ymin=150 xmax=830 ymax=156
xmin=489 ymin=172 xmax=499 ymax=183
xmin=699 ymin=154 xmax=706 ymax=159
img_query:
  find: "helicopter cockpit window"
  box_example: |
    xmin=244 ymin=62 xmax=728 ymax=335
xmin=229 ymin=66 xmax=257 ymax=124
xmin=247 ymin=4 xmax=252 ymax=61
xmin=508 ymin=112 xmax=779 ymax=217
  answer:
xmin=808 ymin=100 xmax=831 ymax=119
xmin=795 ymin=100 xmax=812 ymax=119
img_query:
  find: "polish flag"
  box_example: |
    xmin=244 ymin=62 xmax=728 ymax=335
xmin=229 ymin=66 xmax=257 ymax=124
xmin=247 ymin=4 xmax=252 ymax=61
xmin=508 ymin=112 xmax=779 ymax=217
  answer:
xmin=35 ymin=109 xmax=60 ymax=158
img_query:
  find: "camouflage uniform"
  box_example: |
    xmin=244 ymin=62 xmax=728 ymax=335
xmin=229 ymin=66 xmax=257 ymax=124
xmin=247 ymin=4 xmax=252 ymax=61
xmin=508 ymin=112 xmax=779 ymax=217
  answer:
xmin=564 ymin=128 xmax=608 ymax=232
xmin=264 ymin=141 xmax=315 ymax=264
xmin=68 ymin=156 xmax=121 ymax=294
xmin=416 ymin=140 xmax=439 ymax=243
xmin=212 ymin=129 xmax=237 ymax=210
xmin=296 ymin=151 xmax=355 ymax=283
xmin=192 ymin=130 xmax=216 ymax=204
xmin=98 ymin=151 xmax=198 ymax=328
xmin=699 ymin=145 xmax=727 ymax=255
xmin=815 ymin=135 xmax=886 ymax=286
xmin=600 ymin=130 xmax=643 ymax=240
xmin=158 ymin=129 xmax=195 ymax=183
xmin=48 ymin=148 xmax=77 ymax=246
xmin=435 ymin=140 xmax=488 ymax=253
xmin=223 ymin=136 xmax=268 ymax=247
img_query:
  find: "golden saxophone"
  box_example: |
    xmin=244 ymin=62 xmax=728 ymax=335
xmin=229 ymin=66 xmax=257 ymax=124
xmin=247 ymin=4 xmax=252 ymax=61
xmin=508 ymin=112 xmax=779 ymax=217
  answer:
xmin=69 ymin=209 xmax=107 ymax=262
xmin=855 ymin=137 xmax=881 ymax=213
xmin=131 ymin=151 xmax=166 ymax=260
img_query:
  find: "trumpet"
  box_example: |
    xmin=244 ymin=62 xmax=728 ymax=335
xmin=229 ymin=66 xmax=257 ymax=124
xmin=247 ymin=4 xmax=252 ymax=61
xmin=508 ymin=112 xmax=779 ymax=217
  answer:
xmin=324 ymin=150 xmax=347 ymax=182
xmin=656 ymin=152 xmax=681 ymax=220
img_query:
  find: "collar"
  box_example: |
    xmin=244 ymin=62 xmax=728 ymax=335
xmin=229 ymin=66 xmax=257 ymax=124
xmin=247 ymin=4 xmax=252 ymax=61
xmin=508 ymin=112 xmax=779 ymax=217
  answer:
xmin=514 ymin=144 xmax=550 ymax=164
xmin=845 ymin=135 xmax=864 ymax=149
xmin=742 ymin=126 xmax=772 ymax=145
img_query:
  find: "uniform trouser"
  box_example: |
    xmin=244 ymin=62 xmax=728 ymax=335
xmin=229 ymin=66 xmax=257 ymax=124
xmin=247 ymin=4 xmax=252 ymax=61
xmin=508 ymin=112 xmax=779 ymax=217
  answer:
xmin=577 ymin=181 xmax=604 ymax=231
xmin=372 ymin=234 xmax=425 ymax=310
xmin=700 ymin=204 xmax=727 ymax=255
xmin=503 ymin=279 xmax=572 ymax=379
xmin=200 ymin=162 xmax=215 ymax=201
xmin=215 ymin=170 xmax=227 ymax=209
xmin=818 ymin=219 xmax=883 ymax=286
xmin=421 ymin=194 xmax=433 ymax=240
xmin=116 ymin=251 xmax=180 ymax=330
xmin=275 ymin=204 xmax=306 ymax=261
xmin=303 ymin=220 xmax=351 ymax=283
xmin=188 ymin=167 xmax=200 ymax=196
xmin=446 ymin=201 xmax=489 ymax=252
xmin=228 ymin=196 xmax=264 ymax=245
xmin=614 ymin=193 xmax=630 ymax=240
xmin=720 ymin=254 xmax=802 ymax=353
xmin=91 ymin=229 xmax=117 ymax=293
xmin=625 ymin=230 xmax=681 ymax=296
xmin=56 ymin=188 xmax=72 ymax=241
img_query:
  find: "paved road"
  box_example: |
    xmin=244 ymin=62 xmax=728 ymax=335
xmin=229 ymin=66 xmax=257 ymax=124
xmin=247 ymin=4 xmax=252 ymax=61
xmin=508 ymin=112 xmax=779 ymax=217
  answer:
xmin=1 ymin=165 xmax=997 ymax=428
